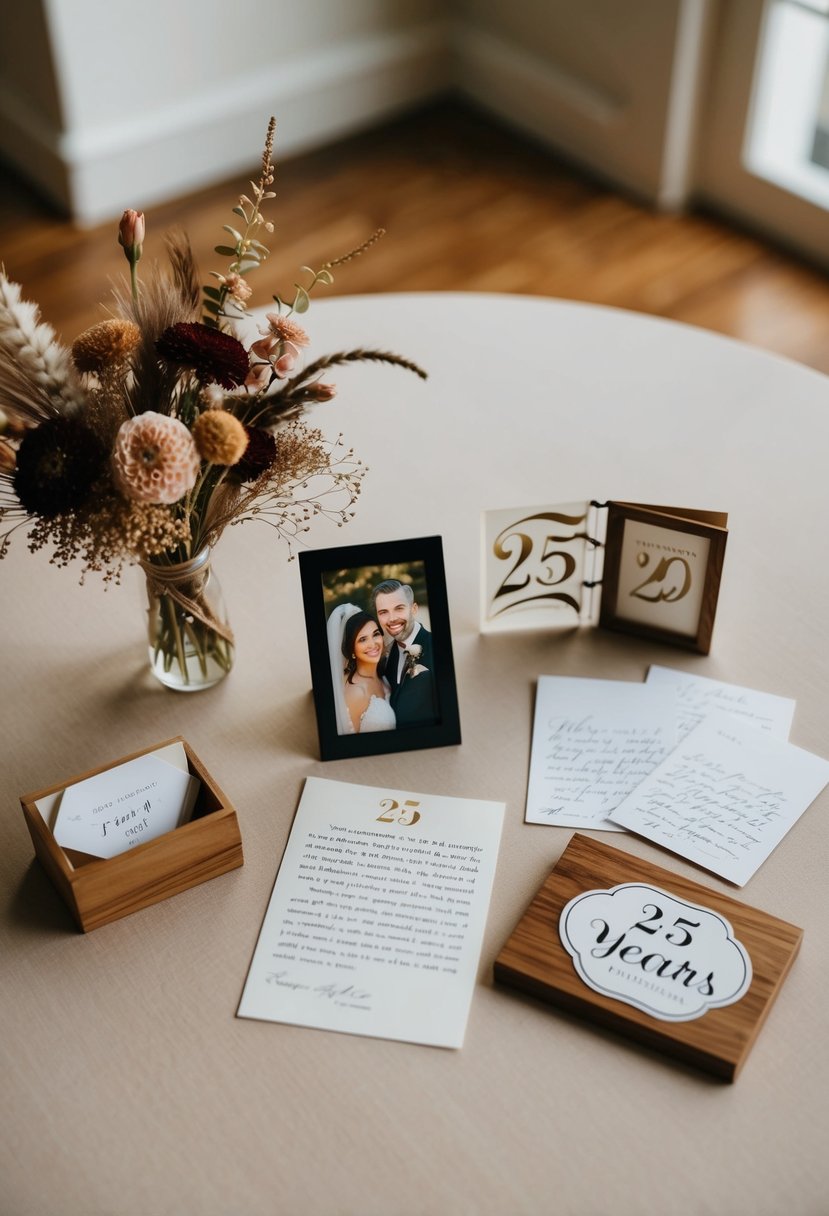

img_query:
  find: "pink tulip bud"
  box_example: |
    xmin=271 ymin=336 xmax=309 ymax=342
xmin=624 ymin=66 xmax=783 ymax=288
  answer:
xmin=118 ymin=209 xmax=145 ymax=264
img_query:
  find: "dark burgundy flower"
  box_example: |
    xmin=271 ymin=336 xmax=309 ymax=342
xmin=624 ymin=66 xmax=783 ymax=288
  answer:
xmin=13 ymin=416 xmax=106 ymax=517
xmin=156 ymin=322 xmax=249 ymax=389
xmin=234 ymin=425 xmax=277 ymax=483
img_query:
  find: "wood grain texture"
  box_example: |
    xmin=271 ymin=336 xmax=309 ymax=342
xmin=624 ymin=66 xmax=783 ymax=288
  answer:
xmin=2 ymin=101 xmax=829 ymax=373
xmin=20 ymin=736 xmax=244 ymax=932
xmin=494 ymin=834 xmax=802 ymax=1082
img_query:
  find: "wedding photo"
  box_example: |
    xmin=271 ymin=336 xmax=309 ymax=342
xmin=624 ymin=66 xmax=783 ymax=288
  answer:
xmin=299 ymin=537 xmax=461 ymax=759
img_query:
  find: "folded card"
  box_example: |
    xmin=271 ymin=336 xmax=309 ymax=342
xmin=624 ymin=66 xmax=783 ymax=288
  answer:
xmin=238 ymin=777 xmax=505 ymax=1048
xmin=482 ymin=500 xmax=727 ymax=652
xmin=610 ymin=712 xmax=829 ymax=885
xmin=46 ymin=741 xmax=200 ymax=860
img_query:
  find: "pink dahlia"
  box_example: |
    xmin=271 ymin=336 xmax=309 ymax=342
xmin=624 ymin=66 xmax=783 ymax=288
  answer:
xmin=111 ymin=411 xmax=200 ymax=504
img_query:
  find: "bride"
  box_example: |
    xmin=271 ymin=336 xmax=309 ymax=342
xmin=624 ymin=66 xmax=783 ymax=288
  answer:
xmin=327 ymin=604 xmax=396 ymax=735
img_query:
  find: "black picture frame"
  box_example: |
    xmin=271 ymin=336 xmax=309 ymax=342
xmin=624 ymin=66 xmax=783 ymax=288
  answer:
xmin=299 ymin=536 xmax=462 ymax=760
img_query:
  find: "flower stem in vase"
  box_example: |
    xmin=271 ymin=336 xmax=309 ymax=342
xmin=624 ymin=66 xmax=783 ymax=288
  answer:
xmin=142 ymin=549 xmax=234 ymax=691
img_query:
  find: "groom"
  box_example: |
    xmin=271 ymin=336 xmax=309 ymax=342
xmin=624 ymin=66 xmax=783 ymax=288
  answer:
xmin=371 ymin=579 xmax=438 ymax=729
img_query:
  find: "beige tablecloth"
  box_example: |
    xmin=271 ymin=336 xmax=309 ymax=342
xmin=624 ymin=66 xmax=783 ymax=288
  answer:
xmin=2 ymin=294 xmax=827 ymax=1216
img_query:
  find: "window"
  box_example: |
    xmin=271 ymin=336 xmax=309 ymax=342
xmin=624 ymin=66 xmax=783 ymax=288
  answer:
xmin=745 ymin=0 xmax=829 ymax=208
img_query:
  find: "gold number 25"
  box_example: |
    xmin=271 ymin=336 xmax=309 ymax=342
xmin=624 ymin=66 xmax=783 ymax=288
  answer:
xmin=376 ymin=798 xmax=421 ymax=826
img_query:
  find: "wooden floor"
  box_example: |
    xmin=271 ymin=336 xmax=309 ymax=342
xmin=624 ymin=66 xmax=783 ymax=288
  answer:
xmin=3 ymin=100 xmax=829 ymax=374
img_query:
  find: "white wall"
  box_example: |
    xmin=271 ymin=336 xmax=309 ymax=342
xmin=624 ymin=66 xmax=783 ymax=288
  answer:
xmin=0 ymin=0 xmax=449 ymax=225
xmin=0 ymin=0 xmax=710 ymax=224
xmin=452 ymin=0 xmax=715 ymax=209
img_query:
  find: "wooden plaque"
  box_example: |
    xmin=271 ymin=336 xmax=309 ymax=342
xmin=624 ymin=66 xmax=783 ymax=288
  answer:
xmin=494 ymin=834 xmax=801 ymax=1081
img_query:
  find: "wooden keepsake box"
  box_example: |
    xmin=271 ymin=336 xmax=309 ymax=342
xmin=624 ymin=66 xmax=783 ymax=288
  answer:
xmin=20 ymin=736 xmax=243 ymax=932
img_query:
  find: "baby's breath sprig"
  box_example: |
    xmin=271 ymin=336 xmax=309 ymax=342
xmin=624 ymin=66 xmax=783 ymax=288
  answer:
xmin=227 ymin=424 xmax=367 ymax=559
xmin=204 ymin=116 xmax=277 ymax=327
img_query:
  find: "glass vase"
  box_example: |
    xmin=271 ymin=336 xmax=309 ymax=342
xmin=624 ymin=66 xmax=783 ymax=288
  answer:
xmin=142 ymin=549 xmax=234 ymax=691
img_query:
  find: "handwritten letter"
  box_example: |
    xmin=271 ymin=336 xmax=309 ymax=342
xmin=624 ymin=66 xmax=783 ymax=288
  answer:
xmin=525 ymin=676 xmax=677 ymax=831
xmin=646 ymin=665 xmax=795 ymax=741
xmin=238 ymin=777 xmax=504 ymax=1048
xmin=610 ymin=712 xmax=829 ymax=885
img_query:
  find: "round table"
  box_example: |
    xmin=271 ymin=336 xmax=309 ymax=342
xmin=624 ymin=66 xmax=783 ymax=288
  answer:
xmin=2 ymin=294 xmax=827 ymax=1216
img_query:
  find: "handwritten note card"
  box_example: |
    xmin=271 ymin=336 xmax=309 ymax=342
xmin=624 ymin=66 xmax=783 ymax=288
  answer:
xmin=646 ymin=665 xmax=795 ymax=741
xmin=610 ymin=712 xmax=829 ymax=885
xmin=525 ymin=676 xmax=677 ymax=831
xmin=45 ymin=742 xmax=199 ymax=860
xmin=238 ymin=777 xmax=504 ymax=1048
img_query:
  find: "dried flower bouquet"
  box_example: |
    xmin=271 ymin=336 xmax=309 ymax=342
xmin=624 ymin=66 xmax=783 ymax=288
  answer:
xmin=0 ymin=118 xmax=425 ymax=688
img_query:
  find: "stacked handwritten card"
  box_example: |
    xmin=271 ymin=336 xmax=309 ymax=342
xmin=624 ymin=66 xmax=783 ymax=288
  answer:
xmin=239 ymin=777 xmax=504 ymax=1047
xmin=525 ymin=676 xmax=677 ymax=832
xmin=645 ymin=665 xmax=795 ymax=740
xmin=609 ymin=712 xmax=829 ymax=885
xmin=526 ymin=668 xmax=829 ymax=886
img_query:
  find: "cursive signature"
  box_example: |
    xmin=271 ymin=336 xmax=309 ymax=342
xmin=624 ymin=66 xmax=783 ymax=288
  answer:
xmin=266 ymin=970 xmax=373 ymax=1010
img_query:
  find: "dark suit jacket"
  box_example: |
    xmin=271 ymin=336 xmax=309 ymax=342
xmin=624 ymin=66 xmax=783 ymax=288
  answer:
xmin=384 ymin=626 xmax=438 ymax=729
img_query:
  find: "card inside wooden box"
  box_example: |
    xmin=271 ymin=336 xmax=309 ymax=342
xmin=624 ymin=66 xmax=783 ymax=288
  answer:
xmin=20 ymin=736 xmax=244 ymax=932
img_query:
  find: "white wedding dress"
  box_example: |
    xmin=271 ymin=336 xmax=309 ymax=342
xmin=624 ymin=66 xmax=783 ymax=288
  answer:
xmin=356 ymin=690 xmax=396 ymax=733
xmin=327 ymin=604 xmax=397 ymax=735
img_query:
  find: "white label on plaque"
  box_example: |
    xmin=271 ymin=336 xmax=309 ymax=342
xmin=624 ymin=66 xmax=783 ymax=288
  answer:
xmin=559 ymin=883 xmax=752 ymax=1022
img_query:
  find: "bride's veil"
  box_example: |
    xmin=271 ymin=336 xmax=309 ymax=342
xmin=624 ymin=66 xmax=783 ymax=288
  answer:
xmin=327 ymin=603 xmax=362 ymax=735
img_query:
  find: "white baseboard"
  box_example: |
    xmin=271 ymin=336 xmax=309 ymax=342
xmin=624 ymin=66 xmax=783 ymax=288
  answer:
xmin=0 ymin=20 xmax=450 ymax=226
xmin=0 ymin=13 xmax=698 ymax=222
xmin=453 ymin=18 xmax=704 ymax=208
xmin=452 ymin=22 xmax=652 ymax=199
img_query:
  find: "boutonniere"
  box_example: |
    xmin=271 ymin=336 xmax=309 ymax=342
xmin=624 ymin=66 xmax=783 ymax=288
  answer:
xmin=403 ymin=643 xmax=422 ymax=678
